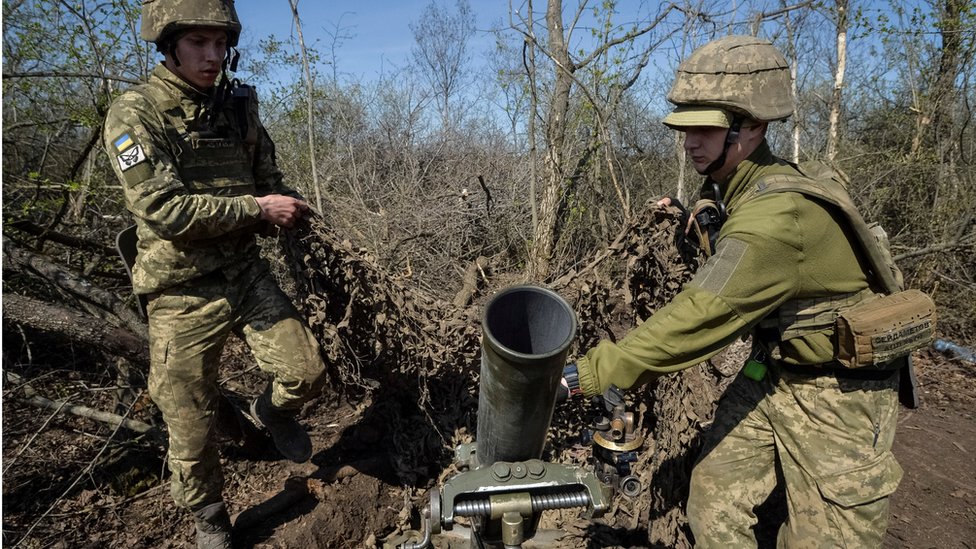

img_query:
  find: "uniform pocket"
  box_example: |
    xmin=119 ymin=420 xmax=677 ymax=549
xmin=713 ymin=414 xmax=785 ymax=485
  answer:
xmin=181 ymin=134 xmax=255 ymax=195
xmin=816 ymin=451 xmax=903 ymax=507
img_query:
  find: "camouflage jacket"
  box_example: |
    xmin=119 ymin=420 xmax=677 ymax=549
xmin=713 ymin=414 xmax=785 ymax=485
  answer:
xmin=576 ymin=142 xmax=875 ymax=397
xmin=104 ymin=64 xmax=295 ymax=294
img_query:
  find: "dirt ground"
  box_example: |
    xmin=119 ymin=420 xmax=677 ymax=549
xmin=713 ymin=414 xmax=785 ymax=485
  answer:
xmin=885 ymin=354 xmax=976 ymax=548
xmin=3 ymin=343 xmax=975 ymax=549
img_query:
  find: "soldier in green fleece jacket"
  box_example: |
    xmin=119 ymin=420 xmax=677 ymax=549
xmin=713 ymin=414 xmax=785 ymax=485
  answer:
xmin=561 ymin=35 xmax=908 ymax=548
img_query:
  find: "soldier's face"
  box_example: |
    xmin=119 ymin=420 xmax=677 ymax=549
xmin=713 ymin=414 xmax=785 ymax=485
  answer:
xmin=682 ymin=126 xmax=730 ymax=175
xmin=682 ymin=123 xmax=767 ymax=180
xmin=167 ymin=28 xmax=228 ymax=89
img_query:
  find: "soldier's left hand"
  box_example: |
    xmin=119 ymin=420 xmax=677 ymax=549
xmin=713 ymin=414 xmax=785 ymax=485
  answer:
xmin=256 ymin=194 xmax=309 ymax=228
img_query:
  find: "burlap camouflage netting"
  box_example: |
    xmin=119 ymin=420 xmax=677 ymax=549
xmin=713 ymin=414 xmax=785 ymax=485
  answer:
xmin=280 ymin=201 xmax=694 ymax=395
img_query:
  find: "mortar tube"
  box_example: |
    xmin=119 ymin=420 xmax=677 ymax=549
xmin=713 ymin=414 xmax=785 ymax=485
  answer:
xmin=476 ymin=285 xmax=577 ymax=466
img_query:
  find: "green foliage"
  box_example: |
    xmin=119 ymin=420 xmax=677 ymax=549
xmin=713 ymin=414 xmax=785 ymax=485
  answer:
xmin=3 ymin=0 xmax=143 ymax=229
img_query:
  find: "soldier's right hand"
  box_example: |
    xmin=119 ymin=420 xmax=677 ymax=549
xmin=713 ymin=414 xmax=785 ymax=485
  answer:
xmin=255 ymin=194 xmax=309 ymax=228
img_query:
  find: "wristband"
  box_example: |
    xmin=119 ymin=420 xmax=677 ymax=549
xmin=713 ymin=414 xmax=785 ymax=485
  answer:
xmin=563 ymin=363 xmax=582 ymax=397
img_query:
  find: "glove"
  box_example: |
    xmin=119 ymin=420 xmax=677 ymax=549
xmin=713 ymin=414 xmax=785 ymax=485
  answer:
xmin=555 ymin=363 xmax=583 ymax=403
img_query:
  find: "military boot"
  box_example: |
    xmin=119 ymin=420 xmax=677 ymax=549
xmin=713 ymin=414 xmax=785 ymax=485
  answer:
xmin=249 ymin=391 xmax=312 ymax=463
xmin=191 ymin=501 xmax=233 ymax=549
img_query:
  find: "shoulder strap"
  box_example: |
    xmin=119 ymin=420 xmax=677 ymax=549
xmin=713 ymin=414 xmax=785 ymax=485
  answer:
xmin=129 ymin=82 xmax=181 ymax=113
xmin=128 ymin=82 xmax=188 ymax=137
xmin=741 ymin=162 xmax=904 ymax=294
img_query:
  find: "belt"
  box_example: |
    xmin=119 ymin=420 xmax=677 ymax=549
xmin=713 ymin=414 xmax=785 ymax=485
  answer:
xmin=781 ymin=363 xmax=898 ymax=381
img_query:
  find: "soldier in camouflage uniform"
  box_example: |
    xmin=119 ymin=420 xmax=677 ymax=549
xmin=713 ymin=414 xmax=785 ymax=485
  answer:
xmin=103 ymin=1 xmax=326 ymax=546
xmin=560 ymin=36 xmax=907 ymax=547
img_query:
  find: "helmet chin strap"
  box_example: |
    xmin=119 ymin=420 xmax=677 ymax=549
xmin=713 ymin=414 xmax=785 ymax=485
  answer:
xmin=205 ymin=47 xmax=240 ymax=130
xmin=168 ymin=42 xmax=181 ymax=67
xmin=699 ymin=116 xmax=743 ymax=224
xmin=702 ymin=116 xmax=743 ymax=176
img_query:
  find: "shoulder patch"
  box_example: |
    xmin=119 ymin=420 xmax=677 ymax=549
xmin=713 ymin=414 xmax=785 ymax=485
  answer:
xmin=113 ymin=133 xmax=135 ymax=152
xmin=687 ymin=237 xmax=749 ymax=295
xmin=116 ymin=144 xmax=147 ymax=172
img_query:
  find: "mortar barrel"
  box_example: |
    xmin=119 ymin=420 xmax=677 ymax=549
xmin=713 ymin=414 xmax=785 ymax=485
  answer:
xmin=477 ymin=285 xmax=577 ymax=465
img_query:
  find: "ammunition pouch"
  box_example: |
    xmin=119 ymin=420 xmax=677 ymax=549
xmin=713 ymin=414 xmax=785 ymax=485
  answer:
xmin=835 ymin=289 xmax=936 ymax=369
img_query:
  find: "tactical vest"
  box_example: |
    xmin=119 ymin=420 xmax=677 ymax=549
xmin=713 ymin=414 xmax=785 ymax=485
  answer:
xmin=736 ymin=161 xmax=922 ymax=408
xmin=130 ymin=80 xmax=260 ymax=198
xmin=122 ymin=77 xmax=267 ymax=294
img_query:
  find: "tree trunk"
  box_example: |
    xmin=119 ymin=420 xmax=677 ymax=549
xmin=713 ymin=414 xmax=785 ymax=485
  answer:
xmin=786 ymin=11 xmax=801 ymax=163
xmin=911 ymin=0 xmax=963 ymax=159
xmin=528 ymin=0 xmax=574 ymax=280
xmin=525 ymin=0 xmax=540 ymax=233
xmin=2 ymin=293 xmax=149 ymax=366
xmin=288 ymin=0 xmax=323 ymax=212
xmin=826 ymin=0 xmax=848 ymax=161
xmin=2 ymin=243 xmax=147 ymax=339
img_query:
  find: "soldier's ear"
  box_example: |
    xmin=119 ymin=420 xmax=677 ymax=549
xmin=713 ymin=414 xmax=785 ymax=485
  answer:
xmin=740 ymin=122 xmax=767 ymax=143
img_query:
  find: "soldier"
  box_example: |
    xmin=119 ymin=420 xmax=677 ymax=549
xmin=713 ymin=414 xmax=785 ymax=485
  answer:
xmin=560 ymin=36 xmax=915 ymax=547
xmin=102 ymin=1 xmax=326 ymax=547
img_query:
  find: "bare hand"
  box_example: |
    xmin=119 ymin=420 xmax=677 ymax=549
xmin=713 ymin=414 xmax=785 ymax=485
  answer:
xmin=656 ymin=196 xmax=694 ymax=234
xmin=255 ymin=194 xmax=309 ymax=228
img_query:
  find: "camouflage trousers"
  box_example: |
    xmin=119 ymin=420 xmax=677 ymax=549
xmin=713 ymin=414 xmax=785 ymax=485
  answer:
xmin=687 ymin=363 xmax=902 ymax=548
xmin=146 ymin=260 xmax=326 ymax=510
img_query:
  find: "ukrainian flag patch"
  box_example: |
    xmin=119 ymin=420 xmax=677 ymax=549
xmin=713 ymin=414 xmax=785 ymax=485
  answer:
xmin=113 ymin=133 xmax=134 ymax=152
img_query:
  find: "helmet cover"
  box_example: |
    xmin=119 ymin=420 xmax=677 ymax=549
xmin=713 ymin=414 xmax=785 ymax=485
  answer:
xmin=140 ymin=0 xmax=241 ymax=47
xmin=666 ymin=35 xmax=792 ymax=123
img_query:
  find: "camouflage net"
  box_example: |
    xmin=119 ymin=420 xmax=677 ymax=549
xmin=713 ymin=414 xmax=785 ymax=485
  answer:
xmin=284 ymin=216 xmax=481 ymax=388
xmin=283 ymin=200 xmax=731 ymax=546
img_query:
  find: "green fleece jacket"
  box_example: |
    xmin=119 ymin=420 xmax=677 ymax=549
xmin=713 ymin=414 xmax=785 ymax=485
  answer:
xmin=576 ymin=142 xmax=871 ymax=397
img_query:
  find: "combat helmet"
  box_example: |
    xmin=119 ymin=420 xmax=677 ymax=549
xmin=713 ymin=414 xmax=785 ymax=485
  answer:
xmin=140 ymin=0 xmax=241 ymax=48
xmin=663 ymin=35 xmax=792 ymax=128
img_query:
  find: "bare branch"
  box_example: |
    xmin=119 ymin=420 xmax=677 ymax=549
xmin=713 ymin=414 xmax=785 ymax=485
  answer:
xmin=894 ymin=241 xmax=976 ymax=262
xmin=757 ymin=1 xmax=815 ymax=20
xmin=2 ymin=71 xmax=141 ymax=85
xmin=6 ymin=219 xmax=117 ymax=257
xmin=5 ymin=372 xmax=160 ymax=440
xmin=576 ymin=4 xmax=679 ymax=69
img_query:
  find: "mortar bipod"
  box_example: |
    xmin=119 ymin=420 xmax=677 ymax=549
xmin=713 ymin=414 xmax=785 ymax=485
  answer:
xmin=401 ymin=448 xmax=611 ymax=549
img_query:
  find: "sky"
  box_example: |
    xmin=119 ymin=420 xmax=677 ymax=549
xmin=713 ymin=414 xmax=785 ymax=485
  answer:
xmin=230 ymin=0 xmax=934 ymax=115
xmin=234 ymin=1 xmax=517 ymax=83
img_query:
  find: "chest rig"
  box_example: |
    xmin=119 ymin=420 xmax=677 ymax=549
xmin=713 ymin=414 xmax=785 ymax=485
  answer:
xmin=734 ymin=161 xmax=925 ymax=407
xmin=132 ymin=78 xmax=260 ymax=198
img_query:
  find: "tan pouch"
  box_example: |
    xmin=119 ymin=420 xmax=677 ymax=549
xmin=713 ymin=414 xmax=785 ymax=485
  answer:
xmin=835 ymin=289 xmax=936 ymax=368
